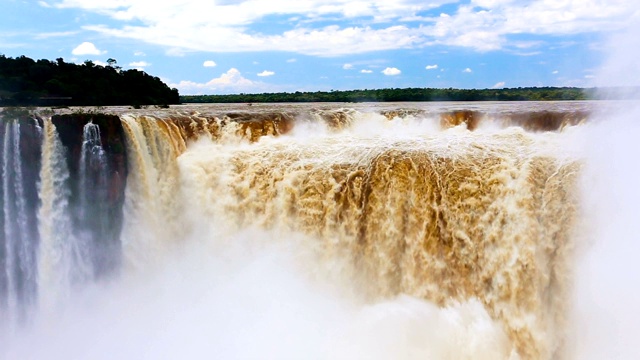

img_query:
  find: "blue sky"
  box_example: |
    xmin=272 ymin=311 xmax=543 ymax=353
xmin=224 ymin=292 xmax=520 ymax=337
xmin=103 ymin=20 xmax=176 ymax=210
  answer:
xmin=1 ymin=0 xmax=638 ymax=95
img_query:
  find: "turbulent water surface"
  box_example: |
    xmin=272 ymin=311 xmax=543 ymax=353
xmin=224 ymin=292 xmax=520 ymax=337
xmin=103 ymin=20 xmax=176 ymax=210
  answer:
xmin=0 ymin=101 xmax=636 ymax=359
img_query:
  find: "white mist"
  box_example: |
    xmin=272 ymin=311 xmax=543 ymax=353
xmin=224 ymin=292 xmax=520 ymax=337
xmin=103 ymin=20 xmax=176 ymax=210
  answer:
xmin=570 ymin=15 xmax=640 ymax=359
xmin=1 ymin=227 xmax=512 ymax=360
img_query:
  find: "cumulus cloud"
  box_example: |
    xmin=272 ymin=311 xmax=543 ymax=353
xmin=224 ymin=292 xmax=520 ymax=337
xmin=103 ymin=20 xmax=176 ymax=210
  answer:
xmin=491 ymin=81 xmax=506 ymax=88
xmin=382 ymin=67 xmax=401 ymax=76
xmin=53 ymin=0 xmax=636 ymax=55
xmin=360 ymin=69 xmax=373 ymax=74
xmin=425 ymin=64 xmax=439 ymax=70
xmin=170 ymin=68 xmax=270 ymax=95
xmin=463 ymin=68 xmax=473 ymax=73
xmin=552 ymin=70 xmax=559 ymax=74
xmin=343 ymin=63 xmax=354 ymax=70
xmin=257 ymin=70 xmax=275 ymax=77
xmin=71 ymin=41 xmax=104 ymax=55
xmin=84 ymin=23 xmax=420 ymax=57
xmin=129 ymin=61 xmax=150 ymax=67
xmin=428 ymin=1 xmax=634 ymax=51
xmin=203 ymin=60 xmax=217 ymax=67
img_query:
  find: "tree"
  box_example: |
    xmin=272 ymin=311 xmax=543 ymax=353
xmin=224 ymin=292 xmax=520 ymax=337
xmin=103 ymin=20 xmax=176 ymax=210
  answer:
xmin=106 ymin=58 xmax=122 ymax=72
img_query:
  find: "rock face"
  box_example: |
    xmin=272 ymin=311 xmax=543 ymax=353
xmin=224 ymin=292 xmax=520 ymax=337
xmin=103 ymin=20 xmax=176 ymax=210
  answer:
xmin=51 ymin=113 xmax=127 ymax=277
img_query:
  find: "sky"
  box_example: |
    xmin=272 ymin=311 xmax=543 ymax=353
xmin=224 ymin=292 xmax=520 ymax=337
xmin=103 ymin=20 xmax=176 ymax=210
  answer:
xmin=0 ymin=0 xmax=638 ymax=95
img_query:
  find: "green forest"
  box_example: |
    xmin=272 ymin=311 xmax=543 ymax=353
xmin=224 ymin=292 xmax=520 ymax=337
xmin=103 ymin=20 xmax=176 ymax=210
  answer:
xmin=0 ymin=55 xmax=179 ymax=107
xmin=182 ymin=87 xmax=594 ymax=103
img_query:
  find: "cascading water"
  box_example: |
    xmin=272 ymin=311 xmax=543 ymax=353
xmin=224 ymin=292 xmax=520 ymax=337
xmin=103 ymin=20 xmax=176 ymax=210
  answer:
xmin=173 ymin=109 xmax=580 ymax=359
xmin=0 ymin=102 xmax=613 ymax=359
xmin=37 ymin=118 xmax=91 ymax=308
xmin=77 ymin=122 xmax=112 ymax=277
xmin=119 ymin=115 xmax=185 ymax=269
xmin=1 ymin=120 xmax=38 ymax=321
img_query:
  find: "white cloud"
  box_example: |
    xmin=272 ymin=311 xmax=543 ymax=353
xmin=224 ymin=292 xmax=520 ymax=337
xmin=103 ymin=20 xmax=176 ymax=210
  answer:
xmin=203 ymin=60 xmax=217 ymax=67
xmin=463 ymin=68 xmax=473 ymax=73
xmin=491 ymin=81 xmax=506 ymax=88
xmin=471 ymin=0 xmax=514 ymax=7
xmin=53 ymin=0 xmax=637 ymax=55
xmin=165 ymin=48 xmax=187 ymax=57
xmin=286 ymin=58 xmax=297 ymax=63
xmin=129 ymin=61 xmax=150 ymax=67
xmin=84 ymin=23 xmax=421 ymax=57
xmin=512 ymin=40 xmax=544 ymax=49
xmin=93 ymin=60 xmax=107 ymax=66
xmin=427 ymin=1 xmax=635 ymax=52
xmin=511 ymin=51 xmax=542 ymax=56
xmin=134 ymin=51 xmax=146 ymax=56
xmin=170 ymin=68 xmax=271 ymax=95
xmin=360 ymin=69 xmax=373 ymax=73
xmin=38 ymin=1 xmax=52 ymax=8
xmin=425 ymin=64 xmax=438 ymax=70
xmin=343 ymin=63 xmax=354 ymax=70
xmin=382 ymin=67 xmax=401 ymax=76
xmin=552 ymin=70 xmax=559 ymax=74
xmin=35 ymin=31 xmax=78 ymax=39
xmin=71 ymin=41 xmax=104 ymax=55
xmin=257 ymin=70 xmax=275 ymax=77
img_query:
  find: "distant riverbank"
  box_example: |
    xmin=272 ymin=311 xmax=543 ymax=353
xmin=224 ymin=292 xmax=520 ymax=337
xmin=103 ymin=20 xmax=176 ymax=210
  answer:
xmin=181 ymin=87 xmax=597 ymax=104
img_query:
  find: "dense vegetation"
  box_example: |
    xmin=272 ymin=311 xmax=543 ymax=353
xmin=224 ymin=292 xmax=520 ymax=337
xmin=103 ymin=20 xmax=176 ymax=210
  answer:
xmin=0 ymin=55 xmax=179 ymax=106
xmin=182 ymin=87 xmax=594 ymax=103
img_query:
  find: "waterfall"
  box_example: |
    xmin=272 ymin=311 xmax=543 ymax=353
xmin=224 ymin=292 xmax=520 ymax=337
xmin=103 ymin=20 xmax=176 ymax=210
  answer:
xmin=0 ymin=104 xmax=596 ymax=359
xmin=176 ymin=121 xmax=579 ymax=359
xmin=78 ymin=122 xmax=107 ymax=219
xmin=119 ymin=115 xmax=185 ymax=269
xmin=1 ymin=121 xmax=38 ymax=321
xmin=37 ymin=119 xmax=92 ymax=309
xmin=77 ymin=121 xmax=113 ymax=277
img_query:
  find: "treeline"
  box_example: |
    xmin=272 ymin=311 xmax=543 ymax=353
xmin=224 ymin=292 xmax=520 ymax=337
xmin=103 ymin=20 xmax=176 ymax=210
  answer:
xmin=182 ymin=87 xmax=592 ymax=103
xmin=0 ymin=55 xmax=180 ymax=107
